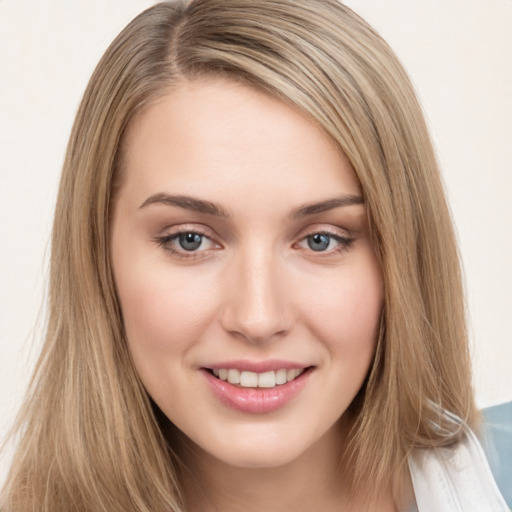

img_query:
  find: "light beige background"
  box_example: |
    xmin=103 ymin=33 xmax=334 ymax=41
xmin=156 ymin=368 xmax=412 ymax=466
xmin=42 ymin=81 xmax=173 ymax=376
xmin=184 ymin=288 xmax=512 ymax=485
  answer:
xmin=1 ymin=0 xmax=511 ymax=480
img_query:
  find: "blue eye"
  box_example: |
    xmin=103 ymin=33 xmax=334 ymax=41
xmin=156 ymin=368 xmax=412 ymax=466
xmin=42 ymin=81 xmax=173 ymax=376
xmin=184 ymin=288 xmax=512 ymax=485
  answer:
xmin=178 ymin=232 xmax=204 ymax=251
xmin=297 ymin=231 xmax=353 ymax=254
xmin=154 ymin=229 xmax=218 ymax=259
xmin=307 ymin=233 xmax=331 ymax=251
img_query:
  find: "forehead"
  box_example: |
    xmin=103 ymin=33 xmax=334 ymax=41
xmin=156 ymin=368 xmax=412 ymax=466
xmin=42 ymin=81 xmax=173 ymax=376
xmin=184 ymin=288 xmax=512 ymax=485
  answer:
xmin=119 ymin=77 xmax=361 ymax=210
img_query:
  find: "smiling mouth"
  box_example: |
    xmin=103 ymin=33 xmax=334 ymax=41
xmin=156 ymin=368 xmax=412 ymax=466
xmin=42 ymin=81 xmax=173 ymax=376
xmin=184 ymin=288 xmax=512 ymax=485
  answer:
xmin=202 ymin=365 xmax=314 ymax=413
xmin=205 ymin=367 xmax=312 ymax=389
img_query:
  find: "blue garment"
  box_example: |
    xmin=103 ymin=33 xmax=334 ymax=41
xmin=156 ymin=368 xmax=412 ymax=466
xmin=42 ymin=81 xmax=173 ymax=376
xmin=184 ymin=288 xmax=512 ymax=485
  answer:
xmin=482 ymin=401 xmax=512 ymax=508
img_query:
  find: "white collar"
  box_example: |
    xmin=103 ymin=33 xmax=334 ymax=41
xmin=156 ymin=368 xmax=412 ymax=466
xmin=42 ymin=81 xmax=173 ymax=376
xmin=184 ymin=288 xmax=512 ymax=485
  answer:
xmin=408 ymin=427 xmax=508 ymax=511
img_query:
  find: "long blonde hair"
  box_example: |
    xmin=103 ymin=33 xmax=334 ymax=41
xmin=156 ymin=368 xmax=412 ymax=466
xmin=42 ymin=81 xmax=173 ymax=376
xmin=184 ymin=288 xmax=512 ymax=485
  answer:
xmin=2 ymin=1 xmax=477 ymax=510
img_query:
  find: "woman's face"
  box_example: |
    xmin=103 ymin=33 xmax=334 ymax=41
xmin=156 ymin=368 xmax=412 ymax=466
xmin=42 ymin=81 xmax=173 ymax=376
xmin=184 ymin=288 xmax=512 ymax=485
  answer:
xmin=111 ymin=78 xmax=383 ymax=469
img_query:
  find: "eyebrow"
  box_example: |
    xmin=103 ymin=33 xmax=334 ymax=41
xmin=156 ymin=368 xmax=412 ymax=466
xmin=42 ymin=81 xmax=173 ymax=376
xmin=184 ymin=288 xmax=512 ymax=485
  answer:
xmin=138 ymin=193 xmax=364 ymax=218
xmin=139 ymin=193 xmax=230 ymax=217
xmin=290 ymin=195 xmax=364 ymax=218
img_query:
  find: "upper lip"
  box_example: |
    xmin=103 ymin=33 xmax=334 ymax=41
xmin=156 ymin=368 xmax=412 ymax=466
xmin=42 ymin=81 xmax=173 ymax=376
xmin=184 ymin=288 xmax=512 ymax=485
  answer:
xmin=203 ymin=359 xmax=312 ymax=373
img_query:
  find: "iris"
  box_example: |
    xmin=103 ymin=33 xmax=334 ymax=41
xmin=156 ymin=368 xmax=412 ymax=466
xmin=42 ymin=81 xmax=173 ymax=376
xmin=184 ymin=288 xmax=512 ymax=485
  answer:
xmin=307 ymin=233 xmax=331 ymax=251
xmin=178 ymin=232 xmax=203 ymax=251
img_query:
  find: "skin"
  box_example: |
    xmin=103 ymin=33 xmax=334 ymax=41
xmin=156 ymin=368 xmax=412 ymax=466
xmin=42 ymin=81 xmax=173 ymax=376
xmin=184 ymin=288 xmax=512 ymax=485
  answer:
xmin=111 ymin=78 xmax=394 ymax=511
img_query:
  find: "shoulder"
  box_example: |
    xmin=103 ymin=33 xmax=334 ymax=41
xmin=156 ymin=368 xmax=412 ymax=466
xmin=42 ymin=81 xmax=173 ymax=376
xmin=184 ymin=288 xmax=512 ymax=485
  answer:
xmin=408 ymin=403 xmax=511 ymax=512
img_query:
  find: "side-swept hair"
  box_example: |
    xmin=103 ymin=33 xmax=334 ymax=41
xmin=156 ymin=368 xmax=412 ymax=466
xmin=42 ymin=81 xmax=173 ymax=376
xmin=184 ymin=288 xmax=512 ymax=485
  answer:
xmin=2 ymin=1 xmax=476 ymax=510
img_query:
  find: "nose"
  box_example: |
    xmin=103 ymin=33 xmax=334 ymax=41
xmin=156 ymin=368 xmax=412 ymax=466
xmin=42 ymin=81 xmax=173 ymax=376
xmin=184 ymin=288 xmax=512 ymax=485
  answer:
xmin=220 ymin=248 xmax=293 ymax=344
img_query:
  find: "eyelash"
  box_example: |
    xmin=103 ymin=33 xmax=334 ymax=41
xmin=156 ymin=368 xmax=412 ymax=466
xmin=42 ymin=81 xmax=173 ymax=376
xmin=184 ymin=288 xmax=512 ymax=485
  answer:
xmin=296 ymin=231 xmax=354 ymax=255
xmin=153 ymin=228 xmax=354 ymax=261
xmin=153 ymin=227 xmax=215 ymax=261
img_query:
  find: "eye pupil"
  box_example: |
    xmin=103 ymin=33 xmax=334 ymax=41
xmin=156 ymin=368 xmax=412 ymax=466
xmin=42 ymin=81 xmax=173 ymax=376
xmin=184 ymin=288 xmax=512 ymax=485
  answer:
xmin=178 ymin=233 xmax=203 ymax=251
xmin=307 ymin=233 xmax=330 ymax=251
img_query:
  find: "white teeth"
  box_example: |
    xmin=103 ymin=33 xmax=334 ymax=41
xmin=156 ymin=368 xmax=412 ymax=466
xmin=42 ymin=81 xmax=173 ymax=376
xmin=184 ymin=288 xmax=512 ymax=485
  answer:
xmin=275 ymin=368 xmax=287 ymax=385
xmin=212 ymin=368 xmax=305 ymax=388
xmin=240 ymin=371 xmax=258 ymax=387
xmin=227 ymin=369 xmax=240 ymax=384
xmin=286 ymin=369 xmax=297 ymax=382
xmin=258 ymin=371 xmax=276 ymax=388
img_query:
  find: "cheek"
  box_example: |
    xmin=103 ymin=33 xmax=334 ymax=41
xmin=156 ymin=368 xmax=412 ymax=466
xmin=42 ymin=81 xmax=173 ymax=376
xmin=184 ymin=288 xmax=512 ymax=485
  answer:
xmin=114 ymin=250 xmax=219 ymax=357
xmin=300 ymin=255 xmax=383 ymax=357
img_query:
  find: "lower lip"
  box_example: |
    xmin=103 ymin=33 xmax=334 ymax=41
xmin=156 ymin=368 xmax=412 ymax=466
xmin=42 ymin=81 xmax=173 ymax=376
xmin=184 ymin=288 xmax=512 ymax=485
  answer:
xmin=202 ymin=368 xmax=312 ymax=414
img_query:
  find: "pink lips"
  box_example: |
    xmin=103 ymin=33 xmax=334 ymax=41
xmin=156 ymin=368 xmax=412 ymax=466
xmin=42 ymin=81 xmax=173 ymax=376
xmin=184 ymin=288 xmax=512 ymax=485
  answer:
xmin=201 ymin=362 xmax=312 ymax=414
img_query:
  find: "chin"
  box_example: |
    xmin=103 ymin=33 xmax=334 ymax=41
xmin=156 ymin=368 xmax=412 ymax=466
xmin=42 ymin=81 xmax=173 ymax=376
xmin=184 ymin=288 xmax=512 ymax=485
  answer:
xmin=182 ymin=418 xmax=336 ymax=472
xmin=215 ymin=441 xmax=306 ymax=470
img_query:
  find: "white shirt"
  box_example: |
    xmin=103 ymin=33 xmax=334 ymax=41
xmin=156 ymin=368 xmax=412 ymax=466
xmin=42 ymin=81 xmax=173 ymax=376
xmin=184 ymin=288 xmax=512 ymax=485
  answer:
xmin=409 ymin=428 xmax=509 ymax=511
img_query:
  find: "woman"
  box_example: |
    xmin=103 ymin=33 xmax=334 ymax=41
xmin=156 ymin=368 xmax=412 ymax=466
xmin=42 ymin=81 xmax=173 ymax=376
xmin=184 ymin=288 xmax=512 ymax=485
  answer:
xmin=1 ymin=1 xmax=508 ymax=511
